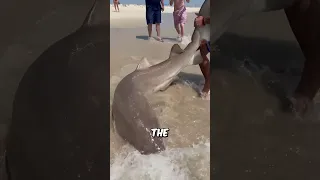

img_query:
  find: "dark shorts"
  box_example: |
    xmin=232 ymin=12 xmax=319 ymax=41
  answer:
xmin=146 ymin=5 xmax=161 ymax=24
xmin=206 ymin=41 xmax=211 ymax=52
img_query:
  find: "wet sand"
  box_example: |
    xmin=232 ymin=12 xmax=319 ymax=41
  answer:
xmin=2 ymin=1 xmax=319 ymax=179
xmin=109 ymin=8 xmax=211 ymax=179
xmin=212 ymin=10 xmax=320 ymax=179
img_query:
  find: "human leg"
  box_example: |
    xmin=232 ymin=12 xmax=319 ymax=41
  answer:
xmin=148 ymin=24 xmax=152 ymax=38
xmin=116 ymin=4 xmax=120 ymax=12
xmin=155 ymin=23 xmax=161 ymax=40
xmin=180 ymin=23 xmax=185 ymax=37
xmin=154 ymin=7 xmax=163 ymax=41
xmin=284 ymin=0 xmax=320 ymax=115
xmin=173 ymin=12 xmax=181 ymax=38
xmin=179 ymin=7 xmax=187 ymax=37
xmin=199 ymin=40 xmax=210 ymax=95
xmin=146 ymin=6 xmax=154 ymax=38
xmin=113 ymin=2 xmax=117 ymax=11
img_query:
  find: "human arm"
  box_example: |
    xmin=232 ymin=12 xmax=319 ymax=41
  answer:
xmin=161 ymin=0 xmax=165 ymax=10
xmin=169 ymin=0 xmax=173 ymax=6
xmin=161 ymin=0 xmax=164 ymax=7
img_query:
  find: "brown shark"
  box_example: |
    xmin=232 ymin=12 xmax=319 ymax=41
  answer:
xmin=112 ymin=30 xmax=201 ymax=155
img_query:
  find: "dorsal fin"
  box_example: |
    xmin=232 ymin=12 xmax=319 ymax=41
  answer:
xmin=136 ymin=57 xmax=151 ymax=70
xmin=82 ymin=0 xmax=98 ymax=27
xmin=169 ymin=44 xmax=184 ymax=58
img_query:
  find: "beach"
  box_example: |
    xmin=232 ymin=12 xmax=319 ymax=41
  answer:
xmin=0 ymin=2 xmax=209 ymax=179
xmin=109 ymin=4 xmax=210 ymax=180
xmin=1 ymin=1 xmax=320 ymax=179
xmin=110 ymin=4 xmax=200 ymax=28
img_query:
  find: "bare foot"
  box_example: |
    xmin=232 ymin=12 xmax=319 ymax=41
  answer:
xmin=155 ymin=36 xmax=164 ymax=42
xmin=176 ymin=35 xmax=182 ymax=42
xmin=283 ymin=93 xmax=312 ymax=117
xmin=201 ymin=83 xmax=210 ymax=95
xmin=200 ymin=82 xmax=210 ymax=99
xmin=200 ymin=90 xmax=210 ymax=100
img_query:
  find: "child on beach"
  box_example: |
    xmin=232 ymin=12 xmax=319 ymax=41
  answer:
xmin=113 ymin=0 xmax=120 ymax=12
xmin=169 ymin=0 xmax=190 ymax=41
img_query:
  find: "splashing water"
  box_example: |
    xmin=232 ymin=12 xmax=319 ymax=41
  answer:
xmin=110 ymin=56 xmax=210 ymax=180
xmin=111 ymin=142 xmax=210 ymax=180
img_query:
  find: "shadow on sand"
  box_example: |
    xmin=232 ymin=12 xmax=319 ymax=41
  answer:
xmin=176 ymin=72 xmax=204 ymax=95
xmin=212 ymin=32 xmax=304 ymax=72
xmin=211 ymin=33 xmax=320 ymax=179
xmin=136 ymin=35 xmax=180 ymax=43
xmin=212 ymin=32 xmax=304 ymax=100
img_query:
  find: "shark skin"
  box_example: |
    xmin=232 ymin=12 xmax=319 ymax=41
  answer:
xmin=112 ymin=30 xmax=201 ymax=155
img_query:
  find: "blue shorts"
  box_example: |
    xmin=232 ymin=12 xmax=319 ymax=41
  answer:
xmin=146 ymin=5 xmax=161 ymax=24
xmin=206 ymin=41 xmax=211 ymax=52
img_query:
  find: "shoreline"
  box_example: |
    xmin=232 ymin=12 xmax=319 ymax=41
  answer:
xmin=110 ymin=4 xmax=200 ymax=28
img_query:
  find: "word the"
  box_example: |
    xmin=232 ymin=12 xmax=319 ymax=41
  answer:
xmin=150 ymin=128 xmax=170 ymax=137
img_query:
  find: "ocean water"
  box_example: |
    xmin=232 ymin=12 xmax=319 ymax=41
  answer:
xmin=110 ymin=12 xmax=210 ymax=179
xmin=110 ymin=59 xmax=210 ymax=180
xmin=109 ymin=0 xmax=204 ymax=7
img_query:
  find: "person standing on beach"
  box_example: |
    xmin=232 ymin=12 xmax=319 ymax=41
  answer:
xmin=194 ymin=15 xmax=210 ymax=97
xmin=145 ymin=0 xmax=164 ymax=41
xmin=169 ymin=0 xmax=190 ymax=41
xmin=113 ymin=0 xmax=120 ymax=12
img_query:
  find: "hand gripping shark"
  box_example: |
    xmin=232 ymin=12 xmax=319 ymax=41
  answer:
xmin=190 ymin=0 xmax=210 ymax=65
xmin=196 ymin=0 xmax=210 ymax=41
xmin=112 ymin=30 xmax=201 ymax=155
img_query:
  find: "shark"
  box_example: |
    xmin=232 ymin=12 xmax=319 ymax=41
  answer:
xmin=112 ymin=30 xmax=202 ymax=155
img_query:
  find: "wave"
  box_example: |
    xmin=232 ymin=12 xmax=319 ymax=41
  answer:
xmin=110 ymin=141 xmax=210 ymax=180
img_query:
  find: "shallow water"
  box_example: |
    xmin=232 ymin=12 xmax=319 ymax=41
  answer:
xmin=110 ymin=57 xmax=210 ymax=180
xmin=110 ymin=22 xmax=210 ymax=179
xmin=110 ymin=9 xmax=318 ymax=179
